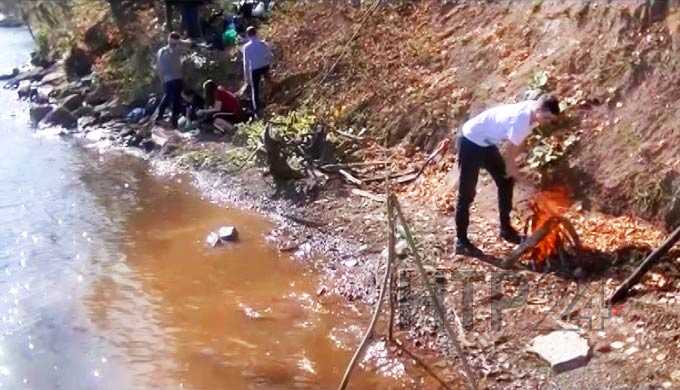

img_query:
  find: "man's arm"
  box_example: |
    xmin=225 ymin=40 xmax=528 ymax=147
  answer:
xmin=504 ymin=141 xmax=523 ymax=180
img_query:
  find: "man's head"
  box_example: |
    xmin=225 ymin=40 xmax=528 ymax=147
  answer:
xmin=168 ymin=31 xmax=181 ymax=46
xmin=534 ymin=94 xmax=560 ymax=125
xmin=246 ymin=26 xmax=257 ymax=38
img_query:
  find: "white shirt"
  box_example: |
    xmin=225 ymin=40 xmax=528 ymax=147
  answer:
xmin=243 ymin=37 xmax=273 ymax=74
xmin=461 ymin=100 xmax=538 ymax=147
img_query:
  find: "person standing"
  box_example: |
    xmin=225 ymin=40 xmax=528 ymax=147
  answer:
xmin=156 ymin=32 xmax=188 ymax=128
xmin=242 ymin=26 xmax=273 ymax=115
xmin=454 ymin=95 xmax=561 ymax=257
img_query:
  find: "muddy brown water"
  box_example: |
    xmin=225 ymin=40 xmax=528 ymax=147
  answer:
xmin=0 ymin=28 xmax=418 ymax=389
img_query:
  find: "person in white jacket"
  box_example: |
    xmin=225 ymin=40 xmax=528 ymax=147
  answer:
xmin=242 ymin=26 xmax=273 ymax=114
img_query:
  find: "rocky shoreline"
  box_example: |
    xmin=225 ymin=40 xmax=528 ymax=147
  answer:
xmin=7 ymin=23 xmax=680 ymax=388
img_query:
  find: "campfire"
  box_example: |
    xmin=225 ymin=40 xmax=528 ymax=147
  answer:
xmin=520 ymin=187 xmax=581 ymax=271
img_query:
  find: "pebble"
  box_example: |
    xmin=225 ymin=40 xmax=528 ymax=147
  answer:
xmin=624 ymin=346 xmax=639 ymax=356
xmin=657 ymin=353 xmax=667 ymax=361
xmin=671 ymin=370 xmax=680 ymax=381
xmin=610 ymin=341 xmax=625 ymax=350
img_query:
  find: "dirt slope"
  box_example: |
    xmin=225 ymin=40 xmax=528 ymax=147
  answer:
xmin=268 ymin=0 xmax=680 ymax=230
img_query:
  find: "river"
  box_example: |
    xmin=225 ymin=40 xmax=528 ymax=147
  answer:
xmin=0 ymin=28 xmax=418 ymax=389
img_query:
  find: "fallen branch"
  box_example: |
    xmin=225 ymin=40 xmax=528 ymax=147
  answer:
xmin=318 ymin=161 xmax=388 ymax=170
xmin=335 ymin=129 xmax=365 ymax=141
xmin=362 ymin=168 xmax=418 ymax=183
xmin=338 ymin=169 xmax=363 ymax=186
xmin=608 ymin=224 xmax=680 ymax=304
xmin=397 ymin=139 xmax=450 ymax=185
xmin=338 ymin=195 xmax=395 ymax=390
xmin=392 ymin=196 xmax=478 ymax=390
xmin=502 ymin=217 xmax=560 ymax=268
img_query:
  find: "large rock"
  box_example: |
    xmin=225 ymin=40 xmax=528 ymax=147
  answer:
xmin=42 ymin=106 xmax=77 ymax=129
xmin=72 ymin=105 xmax=95 ymax=118
xmin=0 ymin=68 xmax=18 ymax=80
xmin=0 ymin=14 xmax=23 ymax=28
xmin=64 ymin=46 xmax=93 ymax=79
xmin=206 ymin=226 xmax=239 ymax=247
xmin=30 ymin=105 xmax=53 ymax=124
xmin=529 ymin=331 xmax=591 ymax=373
xmin=85 ymin=84 xmax=112 ymax=106
xmin=62 ymin=94 xmax=85 ymax=112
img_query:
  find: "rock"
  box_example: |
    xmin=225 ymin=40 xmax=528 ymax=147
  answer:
xmin=29 ymin=104 xmax=53 ymax=124
xmin=528 ymin=331 xmax=591 ymax=373
xmin=94 ymin=99 xmax=127 ymax=119
xmin=671 ymin=369 xmax=680 ymax=381
xmin=72 ymin=105 xmax=95 ymax=118
xmin=42 ymin=106 xmax=77 ymax=129
xmin=206 ymin=226 xmax=239 ymax=247
xmin=61 ymin=94 xmax=85 ymax=112
xmin=40 ymin=69 xmax=66 ymax=86
xmin=17 ymin=82 xmax=32 ymax=99
xmin=0 ymin=15 xmax=23 ymax=28
xmin=77 ymin=116 xmax=97 ymax=129
xmin=0 ymin=67 xmax=18 ymax=80
xmin=395 ymin=240 xmax=409 ymax=257
xmin=610 ymin=341 xmax=625 ymax=350
xmin=218 ymin=226 xmax=238 ymax=241
xmin=85 ymin=84 xmax=112 ymax=106
xmin=64 ymin=46 xmax=93 ymax=79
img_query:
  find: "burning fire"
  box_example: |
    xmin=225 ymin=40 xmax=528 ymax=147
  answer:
xmin=524 ymin=187 xmax=580 ymax=269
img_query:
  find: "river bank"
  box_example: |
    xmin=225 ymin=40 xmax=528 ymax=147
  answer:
xmin=5 ymin=46 xmax=680 ymax=390
xmin=8 ymin=1 xmax=680 ymax=387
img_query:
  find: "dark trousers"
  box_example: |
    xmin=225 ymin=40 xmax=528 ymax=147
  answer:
xmin=181 ymin=4 xmax=201 ymax=39
xmin=455 ymin=136 xmax=514 ymax=241
xmin=158 ymin=79 xmax=183 ymax=127
xmin=250 ymin=65 xmax=270 ymax=112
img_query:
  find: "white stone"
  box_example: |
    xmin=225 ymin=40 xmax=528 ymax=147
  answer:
xmin=611 ymin=341 xmax=625 ymax=350
xmin=206 ymin=232 xmax=220 ymax=247
xmin=395 ymin=240 xmax=409 ymax=257
xmin=218 ymin=226 xmax=238 ymax=241
xmin=206 ymin=226 xmax=238 ymax=247
xmin=528 ymin=330 xmax=591 ymax=373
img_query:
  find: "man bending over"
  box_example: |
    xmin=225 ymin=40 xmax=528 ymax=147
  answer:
xmin=455 ymin=95 xmax=561 ymax=257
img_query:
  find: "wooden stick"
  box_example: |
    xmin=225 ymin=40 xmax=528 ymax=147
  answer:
xmin=338 ymin=196 xmax=395 ymax=390
xmin=387 ymin=186 xmax=397 ymax=341
xmin=338 ymin=169 xmax=363 ymax=186
xmin=392 ymin=196 xmax=478 ymax=390
xmin=335 ymin=129 xmax=365 ymax=141
xmin=608 ymin=224 xmax=680 ymax=304
xmin=502 ymin=217 xmax=560 ymax=269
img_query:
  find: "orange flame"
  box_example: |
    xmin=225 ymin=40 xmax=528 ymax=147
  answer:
xmin=526 ymin=186 xmax=572 ymax=266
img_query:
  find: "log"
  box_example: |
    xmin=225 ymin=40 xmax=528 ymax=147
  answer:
xmin=608 ymin=224 xmax=680 ymax=304
xmin=502 ymin=217 xmax=560 ymax=268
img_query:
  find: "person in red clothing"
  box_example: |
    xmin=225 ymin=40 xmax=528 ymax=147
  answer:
xmin=198 ymin=79 xmax=250 ymax=132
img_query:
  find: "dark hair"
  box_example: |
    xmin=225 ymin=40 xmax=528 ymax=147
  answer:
xmin=246 ymin=26 xmax=257 ymax=37
xmin=169 ymin=31 xmax=181 ymax=41
xmin=203 ymin=79 xmax=217 ymax=106
xmin=538 ymin=95 xmax=560 ymax=116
